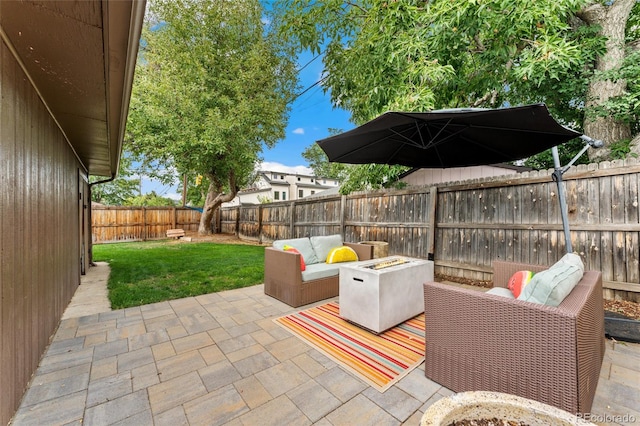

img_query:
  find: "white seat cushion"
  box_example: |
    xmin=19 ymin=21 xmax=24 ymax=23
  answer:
xmin=273 ymin=237 xmax=319 ymax=265
xmin=486 ymin=287 xmax=516 ymax=299
xmin=301 ymin=262 xmax=341 ymax=282
xmin=310 ymin=235 xmax=344 ymax=262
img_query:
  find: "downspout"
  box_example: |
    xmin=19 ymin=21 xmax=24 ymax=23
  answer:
xmin=88 ymin=174 xmax=117 ymax=265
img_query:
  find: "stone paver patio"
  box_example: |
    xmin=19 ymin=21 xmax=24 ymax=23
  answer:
xmin=11 ymin=271 xmax=640 ymax=425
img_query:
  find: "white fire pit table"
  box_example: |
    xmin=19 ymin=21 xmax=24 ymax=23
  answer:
xmin=339 ymin=256 xmax=434 ymax=333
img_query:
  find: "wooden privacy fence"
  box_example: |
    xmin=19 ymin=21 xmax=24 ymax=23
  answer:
xmin=220 ymin=159 xmax=640 ymax=302
xmin=92 ymin=206 xmax=201 ymax=243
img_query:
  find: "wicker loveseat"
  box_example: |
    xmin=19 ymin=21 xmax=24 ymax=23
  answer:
xmin=264 ymin=235 xmax=373 ymax=307
xmin=423 ymin=260 xmax=605 ymax=415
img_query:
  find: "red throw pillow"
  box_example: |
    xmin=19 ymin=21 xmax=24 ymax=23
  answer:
xmin=508 ymin=270 xmax=535 ymax=298
xmin=283 ymin=245 xmax=306 ymax=271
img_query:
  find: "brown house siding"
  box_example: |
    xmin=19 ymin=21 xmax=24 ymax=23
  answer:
xmin=0 ymin=38 xmax=82 ymax=424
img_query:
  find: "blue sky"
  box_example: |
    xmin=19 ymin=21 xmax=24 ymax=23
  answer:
xmin=261 ymin=50 xmax=353 ymax=173
xmin=141 ymin=50 xmax=355 ymax=199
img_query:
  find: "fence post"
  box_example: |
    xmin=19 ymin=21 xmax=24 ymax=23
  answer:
xmin=172 ymin=207 xmax=177 ymax=229
xmin=235 ymin=206 xmax=240 ymax=237
xmin=340 ymin=195 xmax=346 ymax=240
xmin=428 ymin=186 xmax=438 ymax=261
xmin=142 ymin=207 xmax=147 ymax=241
xmin=290 ymin=201 xmax=296 ymax=238
xmin=215 ymin=208 xmax=221 ymax=234
xmin=257 ymin=204 xmax=263 ymax=243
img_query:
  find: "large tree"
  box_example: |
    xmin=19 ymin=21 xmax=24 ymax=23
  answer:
xmin=579 ymin=0 xmax=640 ymax=160
xmin=127 ymin=0 xmax=297 ymax=234
xmin=275 ymin=0 xmax=639 ymax=189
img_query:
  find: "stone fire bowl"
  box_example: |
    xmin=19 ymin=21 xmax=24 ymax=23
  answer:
xmin=420 ymin=391 xmax=595 ymax=426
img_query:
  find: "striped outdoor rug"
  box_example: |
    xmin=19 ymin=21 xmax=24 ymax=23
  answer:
xmin=274 ymin=301 xmax=425 ymax=392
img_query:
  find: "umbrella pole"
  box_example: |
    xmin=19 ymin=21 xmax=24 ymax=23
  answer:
xmin=551 ymin=136 xmax=603 ymax=255
xmin=551 ymin=147 xmax=573 ymax=254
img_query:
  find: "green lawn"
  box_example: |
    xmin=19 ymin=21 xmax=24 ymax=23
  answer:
xmin=93 ymin=241 xmax=265 ymax=309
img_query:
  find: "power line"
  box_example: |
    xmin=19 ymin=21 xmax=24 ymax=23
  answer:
xmin=293 ymin=75 xmax=329 ymax=101
xmin=297 ymin=52 xmax=322 ymax=72
xmin=295 ymin=83 xmax=323 ymax=106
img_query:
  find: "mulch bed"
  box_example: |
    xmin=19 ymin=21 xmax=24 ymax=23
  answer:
xmin=437 ymin=273 xmax=640 ymax=321
xmin=447 ymin=420 xmax=528 ymax=426
xmin=178 ymin=231 xmax=267 ymax=246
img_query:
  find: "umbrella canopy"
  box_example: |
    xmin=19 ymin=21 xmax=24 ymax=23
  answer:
xmin=316 ymin=104 xmax=581 ymax=168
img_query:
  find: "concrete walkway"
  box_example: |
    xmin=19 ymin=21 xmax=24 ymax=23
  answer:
xmin=62 ymin=262 xmax=112 ymax=320
xmin=12 ymin=276 xmax=640 ymax=425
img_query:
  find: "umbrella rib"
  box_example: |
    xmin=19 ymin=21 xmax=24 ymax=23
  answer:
xmin=422 ymin=118 xmax=455 ymax=149
xmin=388 ymin=125 xmax=426 ymax=149
xmin=330 ymin=133 xmax=402 ymax=162
xmin=421 ymin=123 xmax=469 ymax=149
xmin=331 ymin=123 xmax=427 ymax=164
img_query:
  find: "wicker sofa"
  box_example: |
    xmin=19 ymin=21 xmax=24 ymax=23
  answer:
xmin=423 ymin=260 xmax=605 ymax=415
xmin=264 ymin=235 xmax=373 ymax=307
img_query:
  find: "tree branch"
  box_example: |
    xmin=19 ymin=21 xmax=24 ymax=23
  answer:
xmin=471 ymin=91 xmax=494 ymax=107
xmin=575 ymin=2 xmax=605 ymax=25
xmin=473 ymin=34 xmax=485 ymax=53
xmin=345 ymin=1 xmax=367 ymax=15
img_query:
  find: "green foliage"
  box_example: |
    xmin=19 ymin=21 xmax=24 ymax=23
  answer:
xmin=127 ymin=0 xmax=298 ymax=195
xmin=302 ymin=143 xmax=351 ymax=180
xmin=608 ymin=138 xmax=637 ymax=160
xmin=339 ymin=164 xmax=409 ymax=195
xmin=175 ymin=173 xmax=208 ymax=207
xmin=523 ymin=138 xmax=590 ymax=170
xmin=275 ymin=0 xmax=602 ymax=121
xmin=627 ymin=0 xmax=640 ymax=44
xmin=94 ymin=241 xmax=265 ymax=309
xmin=273 ymin=0 xmax=640 ymax=174
xmin=591 ymin=48 xmax=640 ymax=134
xmin=124 ymin=191 xmax=176 ymax=207
xmin=90 ymin=154 xmax=140 ymax=205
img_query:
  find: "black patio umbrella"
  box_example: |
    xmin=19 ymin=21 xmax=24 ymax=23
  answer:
xmin=317 ymin=104 xmax=581 ymax=168
xmin=317 ymin=103 xmax=602 ymax=253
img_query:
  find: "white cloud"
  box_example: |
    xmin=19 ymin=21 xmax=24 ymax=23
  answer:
xmin=165 ymin=192 xmax=182 ymax=201
xmin=292 ymin=128 xmax=305 ymax=135
xmin=258 ymin=161 xmax=313 ymax=176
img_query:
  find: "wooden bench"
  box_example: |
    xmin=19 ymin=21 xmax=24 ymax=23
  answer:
xmin=166 ymin=229 xmax=185 ymax=239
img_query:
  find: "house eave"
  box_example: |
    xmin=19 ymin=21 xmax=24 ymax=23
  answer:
xmin=0 ymin=0 xmax=146 ymax=177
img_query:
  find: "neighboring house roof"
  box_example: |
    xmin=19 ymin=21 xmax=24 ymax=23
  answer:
xmin=0 ymin=0 xmax=146 ymax=178
xmin=269 ymin=181 xmax=291 ymax=187
xmin=304 ymin=187 xmax=341 ymax=199
xmin=238 ymin=187 xmax=271 ymax=195
xmin=398 ymin=163 xmax=531 ymax=179
xmin=260 ymin=171 xmax=338 ymax=183
xmin=296 ymin=183 xmax=334 ymax=190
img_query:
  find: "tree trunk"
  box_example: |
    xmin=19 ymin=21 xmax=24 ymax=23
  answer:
xmin=197 ymin=171 xmax=238 ymax=235
xmin=579 ymin=0 xmax=635 ymax=161
xmin=630 ymin=133 xmax=640 ymax=158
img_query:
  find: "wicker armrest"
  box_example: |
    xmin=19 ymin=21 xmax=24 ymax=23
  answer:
xmin=264 ymin=247 xmax=302 ymax=285
xmin=492 ymin=260 xmax=548 ymax=288
xmin=344 ymin=242 xmax=374 ymax=261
